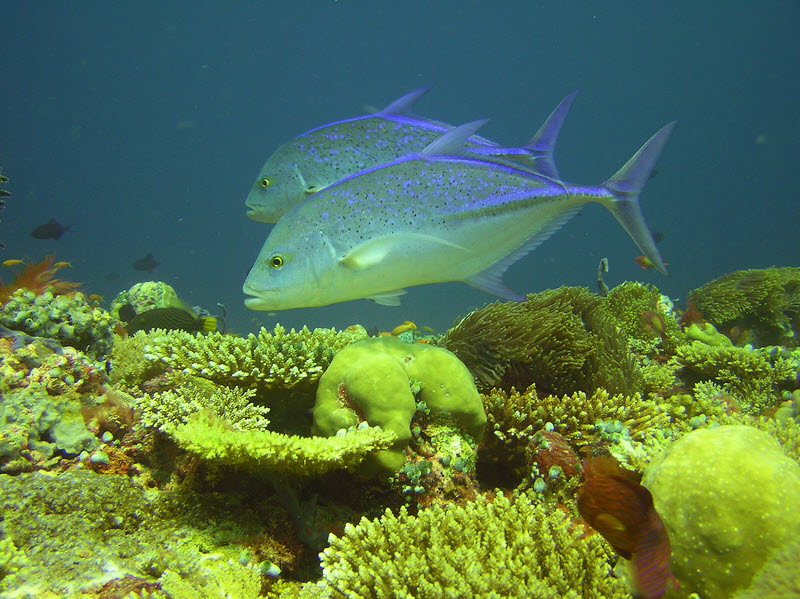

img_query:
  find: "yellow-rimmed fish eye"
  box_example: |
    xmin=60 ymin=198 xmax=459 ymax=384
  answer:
xmin=268 ymin=254 xmax=285 ymax=269
xmin=259 ymin=177 xmax=272 ymax=189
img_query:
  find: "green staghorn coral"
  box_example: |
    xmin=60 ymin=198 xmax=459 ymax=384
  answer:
xmin=138 ymin=324 xmax=368 ymax=392
xmin=687 ymin=266 xmax=800 ymax=347
xmin=168 ymin=410 xmax=395 ymax=476
xmin=440 ymin=287 xmax=642 ymax=397
xmin=675 ymin=341 xmax=797 ymax=414
xmin=483 ymin=384 xmax=671 ymax=449
xmin=311 ymin=491 xmax=628 ymax=599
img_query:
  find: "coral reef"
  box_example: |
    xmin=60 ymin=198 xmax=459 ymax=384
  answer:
xmin=0 ymin=387 xmax=99 ymax=474
xmin=604 ymin=281 xmax=682 ymax=352
xmin=167 ymin=410 xmax=395 ymax=476
xmin=642 ymin=425 xmax=800 ymax=599
xmin=440 ymin=286 xmax=642 ymax=397
xmin=675 ymin=341 xmax=798 ymax=414
xmin=687 ymin=266 xmax=800 ymax=347
xmin=312 ymin=336 xmax=485 ymax=476
xmin=312 ymin=491 xmax=628 ymax=598
xmin=0 ymin=287 xmax=115 ymax=358
xmin=137 ymin=324 xmax=368 ymax=393
xmin=0 ymin=254 xmax=81 ymax=305
xmin=110 ymin=281 xmax=185 ymax=319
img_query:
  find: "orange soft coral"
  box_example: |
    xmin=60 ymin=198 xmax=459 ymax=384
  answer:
xmin=0 ymin=254 xmax=81 ymax=305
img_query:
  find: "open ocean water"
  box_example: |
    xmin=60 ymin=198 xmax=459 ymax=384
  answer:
xmin=2 ymin=2 xmax=798 ymax=334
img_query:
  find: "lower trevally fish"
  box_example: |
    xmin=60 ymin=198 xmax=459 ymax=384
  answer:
xmin=245 ymin=87 xmax=577 ymax=223
xmin=243 ymin=120 xmax=674 ymax=311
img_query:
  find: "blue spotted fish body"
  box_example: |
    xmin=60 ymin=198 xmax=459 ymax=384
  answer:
xmin=243 ymin=120 xmax=675 ymax=311
xmin=245 ymin=88 xmax=576 ymax=222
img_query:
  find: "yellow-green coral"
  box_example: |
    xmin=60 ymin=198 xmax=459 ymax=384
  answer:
xmin=687 ymin=266 xmax=800 ymax=347
xmin=605 ymin=281 xmax=681 ymax=351
xmin=140 ymin=324 xmax=368 ymax=392
xmin=158 ymin=559 xmax=262 ymax=599
xmin=136 ymin=375 xmax=271 ymax=432
xmin=441 ymin=287 xmax=641 ymax=396
xmin=315 ymin=491 xmax=628 ymax=598
xmin=483 ymin=384 xmax=671 ymax=449
xmin=169 ymin=410 xmax=395 ymax=476
xmin=312 ymin=336 xmax=485 ymax=475
xmin=676 ymin=341 xmax=796 ymax=414
xmin=110 ymin=281 xmax=185 ymax=320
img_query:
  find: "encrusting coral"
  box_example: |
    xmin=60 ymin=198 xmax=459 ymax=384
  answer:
xmin=687 ymin=266 xmax=800 ymax=347
xmin=0 ymin=287 xmax=115 ymax=358
xmin=440 ymin=286 xmax=642 ymax=397
xmin=137 ymin=324 xmax=368 ymax=393
xmin=310 ymin=490 xmax=628 ymax=599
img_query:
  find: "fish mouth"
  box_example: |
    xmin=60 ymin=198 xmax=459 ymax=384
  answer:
xmin=244 ymin=295 xmax=274 ymax=311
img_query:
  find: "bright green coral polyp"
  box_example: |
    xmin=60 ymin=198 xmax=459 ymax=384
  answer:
xmin=312 ymin=337 xmax=485 ymax=475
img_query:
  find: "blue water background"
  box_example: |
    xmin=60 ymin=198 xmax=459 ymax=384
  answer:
xmin=2 ymin=2 xmax=798 ymax=335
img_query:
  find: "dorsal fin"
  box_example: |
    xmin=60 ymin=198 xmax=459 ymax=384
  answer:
xmin=421 ymin=119 xmax=489 ymax=156
xmin=380 ymin=87 xmax=432 ymax=116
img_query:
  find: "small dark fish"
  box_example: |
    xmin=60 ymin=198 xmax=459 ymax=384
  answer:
xmin=132 ymin=252 xmax=158 ymax=272
xmin=121 ymin=305 xmax=216 ymax=335
xmin=30 ymin=218 xmax=72 ymax=240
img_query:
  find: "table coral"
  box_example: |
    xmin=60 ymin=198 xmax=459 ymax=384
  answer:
xmin=687 ymin=266 xmax=800 ymax=347
xmin=440 ymin=286 xmax=642 ymax=397
xmin=138 ymin=324 xmax=368 ymax=392
xmin=314 ymin=491 xmax=628 ymax=598
xmin=0 ymin=287 xmax=115 ymax=358
xmin=642 ymin=425 xmax=800 ymax=599
xmin=312 ymin=336 xmax=485 ymax=475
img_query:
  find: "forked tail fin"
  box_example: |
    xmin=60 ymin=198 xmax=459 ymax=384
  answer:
xmin=602 ymin=121 xmax=676 ymax=275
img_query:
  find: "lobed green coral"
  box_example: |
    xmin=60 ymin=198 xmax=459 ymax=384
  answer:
xmin=312 ymin=491 xmax=628 ymax=598
xmin=687 ymin=266 xmax=800 ymax=347
xmin=440 ymin=287 xmax=642 ymax=397
xmin=0 ymin=288 xmax=116 ymax=358
xmin=138 ymin=324 xmax=368 ymax=392
xmin=312 ymin=336 xmax=485 ymax=475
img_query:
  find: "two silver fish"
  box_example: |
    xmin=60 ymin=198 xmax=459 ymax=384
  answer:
xmin=243 ymin=89 xmax=673 ymax=311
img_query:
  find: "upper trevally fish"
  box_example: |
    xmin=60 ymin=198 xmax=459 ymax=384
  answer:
xmin=245 ymin=88 xmax=577 ymax=222
xmin=243 ymin=120 xmax=674 ymax=311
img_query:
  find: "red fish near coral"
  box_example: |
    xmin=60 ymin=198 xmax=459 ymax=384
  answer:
xmin=577 ymin=458 xmax=677 ymax=599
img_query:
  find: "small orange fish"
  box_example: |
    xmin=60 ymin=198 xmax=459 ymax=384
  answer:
xmin=635 ymin=255 xmax=670 ymax=270
xmin=87 ymin=294 xmax=103 ymax=302
xmin=1 ymin=259 xmax=24 ymax=267
xmin=391 ymin=320 xmax=417 ymax=336
xmin=640 ymin=310 xmax=667 ymax=342
xmin=578 ymin=461 xmax=677 ymax=598
xmin=53 ymin=261 xmax=72 ymax=269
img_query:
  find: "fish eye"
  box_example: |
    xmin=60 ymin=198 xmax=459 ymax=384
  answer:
xmin=259 ymin=177 xmax=272 ymax=189
xmin=268 ymin=254 xmax=285 ymax=269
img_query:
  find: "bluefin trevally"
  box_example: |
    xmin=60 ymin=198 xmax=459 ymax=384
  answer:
xmin=244 ymin=88 xmax=577 ymax=222
xmin=243 ymin=120 xmax=675 ymax=311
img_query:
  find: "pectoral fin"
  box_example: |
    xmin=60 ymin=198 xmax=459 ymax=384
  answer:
xmin=368 ymin=289 xmax=407 ymax=306
xmin=339 ymin=234 xmax=472 ymax=270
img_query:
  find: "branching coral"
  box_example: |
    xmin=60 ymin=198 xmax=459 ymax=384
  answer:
xmin=687 ymin=266 xmax=800 ymax=347
xmin=483 ymin=384 xmax=671 ymax=449
xmin=675 ymin=341 xmax=797 ymax=414
xmin=440 ymin=287 xmax=642 ymax=397
xmin=137 ymin=324 xmax=368 ymax=392
xmin=169 ymin=410 xmax=395 ymax=476
xmin=315 ymin=491 xmax=628 ymax=598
